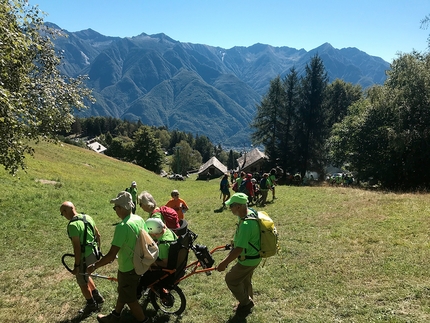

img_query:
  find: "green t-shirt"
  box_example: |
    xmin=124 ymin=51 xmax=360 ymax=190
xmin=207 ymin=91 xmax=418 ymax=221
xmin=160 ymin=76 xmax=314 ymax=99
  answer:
xmin=67 ymin=214 xmax=97 ymax=258
xmin=234 ymin=210 xmax=262 ymax=266
xmin=157 ymin=229 xmax=177 ymax=260
xmin=126 ymin=187 xmax=138 ymax=205
xmin=111 ymin=213 xmax=147 ymax=272
xmin=267 ymin=174 xmax=276 ymax=187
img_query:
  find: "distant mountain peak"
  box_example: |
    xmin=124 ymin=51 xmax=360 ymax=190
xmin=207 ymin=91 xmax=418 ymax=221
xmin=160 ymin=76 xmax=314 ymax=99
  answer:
xmin=48 ymin=23 xmax=390 ymax=146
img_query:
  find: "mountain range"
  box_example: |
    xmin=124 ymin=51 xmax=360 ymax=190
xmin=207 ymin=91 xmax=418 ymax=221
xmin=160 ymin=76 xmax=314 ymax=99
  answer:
xmin=48 ymin=23 xmax=390 ymax=147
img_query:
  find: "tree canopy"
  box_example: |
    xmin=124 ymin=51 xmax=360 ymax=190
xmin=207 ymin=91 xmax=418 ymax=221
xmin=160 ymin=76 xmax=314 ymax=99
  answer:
xmin=328 ymin=51 xmax=430 ymax=189
xmin=0 ymin=0 xmax=93 ymax=174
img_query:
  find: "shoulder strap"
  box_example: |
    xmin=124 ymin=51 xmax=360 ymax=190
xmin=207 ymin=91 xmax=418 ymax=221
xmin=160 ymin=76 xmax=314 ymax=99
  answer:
xmin=68 ymin=214 xmax=96 ymax=253
xmin=157 ymin=228 xmax=177 ymax=244
xmin=245 ymin=208 xmax=258 ymax=220
xmin=243 ymin=208 xmax=260 ymax=256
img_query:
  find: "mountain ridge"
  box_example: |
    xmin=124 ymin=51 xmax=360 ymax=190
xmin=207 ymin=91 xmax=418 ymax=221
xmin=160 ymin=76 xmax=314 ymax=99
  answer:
xmin=47 ymin=23 xmax=390 ymax=146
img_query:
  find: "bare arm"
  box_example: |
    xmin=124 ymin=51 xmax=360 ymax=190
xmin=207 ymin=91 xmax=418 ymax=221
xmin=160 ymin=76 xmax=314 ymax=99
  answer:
xmin=94 ymin=225 xmax=101 ymax=250
xmin=71 ymin=236 xmax=82 ymax=274
xmin=216 ymin=247 xmax=243 ymax=272
xmin=87 ymin=245 xmax=120 ymax=274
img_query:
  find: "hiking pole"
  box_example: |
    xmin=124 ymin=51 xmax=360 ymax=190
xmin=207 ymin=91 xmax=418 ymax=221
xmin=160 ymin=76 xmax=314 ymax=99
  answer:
xmin=61 ymin=253 xmax=117 ymax=282
xmin=80 ymin=273 xmax=117 ymax=282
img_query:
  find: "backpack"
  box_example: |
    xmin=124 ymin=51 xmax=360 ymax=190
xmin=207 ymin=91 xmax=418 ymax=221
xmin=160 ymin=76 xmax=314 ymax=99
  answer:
xmin=245 ymin=209 xmax=279 ymax=258
xmin=127 ymin=223 xmax=159 ymax=275
xmin=239 ymin=179 xmax=249 ymax=194
xmin=153 ymin=206 xmax=180 ymax=230
xmin=232 ymin=181 xmax=238 ymax=192
xmin=260 ymin=177 xmax=268 ymax=190
xmin=68 ymin=214 xmax=101 ymax=260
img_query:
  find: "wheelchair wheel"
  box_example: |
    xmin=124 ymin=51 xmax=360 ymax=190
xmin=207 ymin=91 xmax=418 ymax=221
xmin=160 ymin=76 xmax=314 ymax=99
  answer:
xmin=149 ymin=285 xmax=186 ymax=315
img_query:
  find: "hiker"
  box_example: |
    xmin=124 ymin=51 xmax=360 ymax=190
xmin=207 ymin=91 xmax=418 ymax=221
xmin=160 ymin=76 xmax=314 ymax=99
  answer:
xmin=87 ymin=191 xmax=149 ymax=323
xmin=125 ymin=181 xmax=138 ymax=213
xmin=251 ymin=178 xmax=260 ymax=205
xmin=268 ymin=168 xmax=277 ymax=199
xmin=258 ymin=173 xmax=271 ymax=206
xmin=165 ymin=189 xmax=189 ymax=220
xmin=60 ymin=201 xmax=104 ymax=315
xmin=220 ymin=173 xmax=231 ymax=208
xmin=216 ymin=193 xmax=261 ymax=318
xmin=138 ymin=190 xmax=180 ymax=230
xmin=136 ymin=217 xmax=178 ymax=297
xmin=241 ymin=173 xmax=255 ymax=204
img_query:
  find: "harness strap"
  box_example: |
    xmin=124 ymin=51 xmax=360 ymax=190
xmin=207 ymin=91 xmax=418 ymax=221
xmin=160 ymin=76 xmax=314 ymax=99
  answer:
xmin=68 ymin=214 xmax=99 ymax=259
xmin=243 ymin=208 xmax=261 ymax=259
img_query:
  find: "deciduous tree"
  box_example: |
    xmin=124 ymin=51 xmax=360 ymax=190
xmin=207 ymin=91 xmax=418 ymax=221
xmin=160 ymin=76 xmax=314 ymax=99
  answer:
xmin=0 ymin=0 xmax=93 ymax=174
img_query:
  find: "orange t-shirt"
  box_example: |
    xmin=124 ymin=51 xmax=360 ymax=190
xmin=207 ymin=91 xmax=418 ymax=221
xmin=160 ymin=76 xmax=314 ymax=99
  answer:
xmin=165 ymin=198 xmax=188 ymax=220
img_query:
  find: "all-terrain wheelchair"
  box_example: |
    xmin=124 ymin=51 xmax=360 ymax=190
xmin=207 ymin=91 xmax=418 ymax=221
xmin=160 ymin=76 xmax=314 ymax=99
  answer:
xmin=62 ymin=219 xmax=230 ymax=316
xmin=139 ymin=219 xmax=231 ymax=315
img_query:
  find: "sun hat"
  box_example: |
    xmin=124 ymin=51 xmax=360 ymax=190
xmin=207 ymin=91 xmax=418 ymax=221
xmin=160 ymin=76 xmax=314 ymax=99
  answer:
xmin=110 ymin=191 xmax=135 ymax=210
xmin=224 ymin=193 xmax=248 ymax=206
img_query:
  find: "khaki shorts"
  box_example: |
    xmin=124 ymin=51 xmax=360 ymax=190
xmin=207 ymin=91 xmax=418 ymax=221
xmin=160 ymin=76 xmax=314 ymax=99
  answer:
xmin=76 ymin=253 xmax=98 ymax=286
xmin=117 ymin=269 xmax=140 ymax=304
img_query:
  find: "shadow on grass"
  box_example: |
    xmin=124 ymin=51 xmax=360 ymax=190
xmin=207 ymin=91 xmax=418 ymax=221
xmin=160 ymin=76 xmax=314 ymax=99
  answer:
xmin=226 ymin=313 xmax=249 ymax=323
xmin=213 ymin=206 xmax=226 ymax=213
xmin=57 ymin=311 xmax=93 ymax=323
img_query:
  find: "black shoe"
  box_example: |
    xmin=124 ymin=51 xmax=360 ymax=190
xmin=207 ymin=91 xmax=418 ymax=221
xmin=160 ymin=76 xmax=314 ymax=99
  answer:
xmin=79 ymin=302 xmax=98 ymax=316
xmin=92 ymin=291 xmax=105 ymax=304
xmin=236 ymin=300 xmax=254 ymax=317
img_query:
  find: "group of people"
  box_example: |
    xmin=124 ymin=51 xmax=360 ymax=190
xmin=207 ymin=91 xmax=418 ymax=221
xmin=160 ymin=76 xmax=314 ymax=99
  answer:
xmin=62 ymin=179 xmax=263 ymax=321
xmin=61 ymin=182 xmax=189 ymax=323
xmin=221 ymin=169 xmax=278 ymax=208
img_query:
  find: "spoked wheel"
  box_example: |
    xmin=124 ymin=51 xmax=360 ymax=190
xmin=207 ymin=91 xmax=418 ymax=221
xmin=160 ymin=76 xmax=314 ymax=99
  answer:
xmin=149 ymin=285 xmax=186 ymax=315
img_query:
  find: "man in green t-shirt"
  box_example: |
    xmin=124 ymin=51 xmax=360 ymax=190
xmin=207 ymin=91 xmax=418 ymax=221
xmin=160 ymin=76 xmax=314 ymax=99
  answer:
xmin=216 ymin=193 xmax=261 ymax=318
xmin=125 ymin=181 xmax=138 ymax=213
xmin=87 ymin=191 xmax=150 ymax=323
xmin=60 ymin=201 xmax=104 ymax=316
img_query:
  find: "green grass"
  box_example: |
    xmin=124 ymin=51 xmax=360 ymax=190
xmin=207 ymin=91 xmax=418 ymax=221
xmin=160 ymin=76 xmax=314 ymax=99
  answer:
xmin=2 ymin=141 xmax=430 ymax=322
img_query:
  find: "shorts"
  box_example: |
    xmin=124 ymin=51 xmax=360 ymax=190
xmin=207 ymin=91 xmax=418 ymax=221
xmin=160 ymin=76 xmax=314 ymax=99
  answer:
xmin=76 ymin=252 xmax=98 ymax=286
xmin=117 ymin=269 xmax=140 ymax=304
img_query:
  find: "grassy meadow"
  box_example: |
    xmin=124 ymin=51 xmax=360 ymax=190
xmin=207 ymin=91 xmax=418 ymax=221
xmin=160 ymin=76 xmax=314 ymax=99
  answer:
xmin=2 ymin=141 xmax=430 ymax=322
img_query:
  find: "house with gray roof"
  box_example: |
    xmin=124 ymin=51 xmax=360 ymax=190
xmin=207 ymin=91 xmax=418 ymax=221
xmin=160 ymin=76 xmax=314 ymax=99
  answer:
xmin=236 ymin=148 xmax=268 ymax=174
xmin=197 ymin=156 xmax=227 ymax=180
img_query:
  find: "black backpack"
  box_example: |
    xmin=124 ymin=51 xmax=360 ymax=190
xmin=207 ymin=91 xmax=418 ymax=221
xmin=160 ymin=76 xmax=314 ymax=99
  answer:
xmin=239 ymin=179 xmax=249 ymax=194
xmin=260 ymin=178 xmax=268 ymax=189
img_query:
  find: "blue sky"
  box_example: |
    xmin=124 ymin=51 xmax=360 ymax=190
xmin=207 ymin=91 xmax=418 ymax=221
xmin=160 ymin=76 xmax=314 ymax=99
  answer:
xmin=29 ymin=0 xmax=429 ymax=63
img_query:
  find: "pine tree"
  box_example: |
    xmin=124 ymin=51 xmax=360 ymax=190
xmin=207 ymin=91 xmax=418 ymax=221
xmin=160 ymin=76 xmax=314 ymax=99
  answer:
xmin=296 ymin=55 xmax=329 ymax=177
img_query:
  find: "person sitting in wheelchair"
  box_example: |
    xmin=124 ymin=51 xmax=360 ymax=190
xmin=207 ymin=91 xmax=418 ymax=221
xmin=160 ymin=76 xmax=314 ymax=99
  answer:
xmin=137 ymin=218 xmax=178 ymax=297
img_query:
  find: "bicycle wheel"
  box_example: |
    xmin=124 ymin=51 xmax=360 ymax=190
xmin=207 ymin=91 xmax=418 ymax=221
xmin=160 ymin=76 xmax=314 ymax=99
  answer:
xmin=149 ymin=285 xmax=186 ymax=315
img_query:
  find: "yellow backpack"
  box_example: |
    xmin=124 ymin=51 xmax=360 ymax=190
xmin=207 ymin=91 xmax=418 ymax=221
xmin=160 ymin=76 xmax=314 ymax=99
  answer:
xmin=246 ymin=209 xmax=280 ymax=258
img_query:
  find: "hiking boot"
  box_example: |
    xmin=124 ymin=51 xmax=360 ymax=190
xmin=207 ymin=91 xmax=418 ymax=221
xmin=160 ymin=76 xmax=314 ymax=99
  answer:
xmin=78 ymin=302 xmax=98 ymax=316
xmin=92 ymin=291 xmax=105 ymax=304
xmin=97 ymin=310 xmax=120 ymax=323
xmin=235 ymin=300 xmax=254 ymax=317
